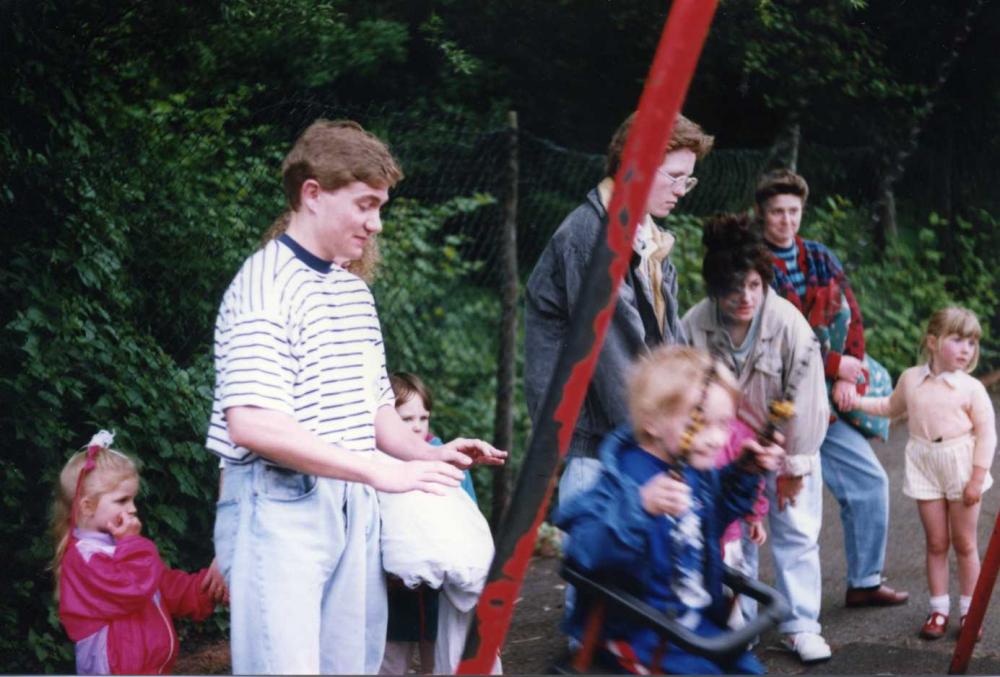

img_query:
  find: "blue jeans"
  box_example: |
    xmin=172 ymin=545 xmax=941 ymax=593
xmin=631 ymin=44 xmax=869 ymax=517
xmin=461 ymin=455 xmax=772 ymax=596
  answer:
xmin=820 ymin=418 xmax=889 ymax=588
xmin=557 ymin=456 xmax=605 ymax=640
xmin=214 ymin=461 xmax=387 ymax=674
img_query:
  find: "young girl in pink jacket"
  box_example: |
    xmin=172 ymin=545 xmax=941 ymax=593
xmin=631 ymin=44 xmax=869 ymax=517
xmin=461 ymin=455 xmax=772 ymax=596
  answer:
xmin=52 ymin=431 xmax=226 ymax=674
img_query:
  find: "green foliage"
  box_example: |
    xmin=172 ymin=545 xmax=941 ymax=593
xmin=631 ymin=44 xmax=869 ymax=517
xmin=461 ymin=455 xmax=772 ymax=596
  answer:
xmin=729 ymin=1 xmax=923 ymax=123
xmin=804 ymin=197 xmax=998 ymax=377
xmin=3 ymin=0 xmax=998 ymax=671
xmin=373 ymin=194 xmax=532 ymax=514
xmin=0 ymin=82 xmax=273 ymax=677
xmin=661 ymin=212 xmax=710 ymax=313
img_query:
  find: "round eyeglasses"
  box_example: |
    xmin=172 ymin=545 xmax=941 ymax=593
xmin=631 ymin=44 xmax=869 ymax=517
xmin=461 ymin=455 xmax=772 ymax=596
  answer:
xmin=656 ymin=170 xmax=698 ymax=193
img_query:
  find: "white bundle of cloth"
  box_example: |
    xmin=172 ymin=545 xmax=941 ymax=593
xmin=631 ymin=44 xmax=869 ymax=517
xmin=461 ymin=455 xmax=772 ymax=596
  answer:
xmin=378 ymin=481 xmax=494 ymax=612
xmin=378 ymin=469 xmax=501 ymax=674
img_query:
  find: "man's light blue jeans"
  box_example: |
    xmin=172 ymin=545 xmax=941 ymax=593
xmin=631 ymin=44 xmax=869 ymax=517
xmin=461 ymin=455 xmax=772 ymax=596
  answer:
xmin=214 ymin=461 xmax=386 ymax=674
xmin=820 ymin=418 xmax=890 ymax=589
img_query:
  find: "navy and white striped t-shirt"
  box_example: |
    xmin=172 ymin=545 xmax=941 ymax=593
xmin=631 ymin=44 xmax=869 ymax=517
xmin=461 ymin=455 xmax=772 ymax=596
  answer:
xmin=768 ymin=242 xmax=807 ymax=299
xmin=206 ymin=234 xmax=395 ymax=464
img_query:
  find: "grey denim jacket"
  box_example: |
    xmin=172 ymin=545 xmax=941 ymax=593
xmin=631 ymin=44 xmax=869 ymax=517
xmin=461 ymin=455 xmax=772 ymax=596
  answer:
xmin=524 ymin=188 xmax=686 ymax=458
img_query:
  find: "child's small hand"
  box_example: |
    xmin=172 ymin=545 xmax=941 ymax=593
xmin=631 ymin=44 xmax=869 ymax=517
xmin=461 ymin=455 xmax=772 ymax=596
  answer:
xmin=202 ymin=558 xmax=230 ymax=605
xmin=639 ymin=473 xmax=691 ymax=517
xmin=963 ymin=466 xmax=988 ymax=506
xmin=107 ymin=512 xmax=142 ymax=539
xmin=832 ymin=379 xmax=860 ymax=411
xmin=963 ymin=479 xmax=984 ymax=506
xmin=747 ymin=520 xmax=767 ymax=546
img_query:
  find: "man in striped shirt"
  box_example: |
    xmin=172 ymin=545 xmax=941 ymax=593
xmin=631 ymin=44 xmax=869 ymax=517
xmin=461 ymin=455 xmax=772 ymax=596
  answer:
xmin=206 ymin=119 xmax=506 ymax=674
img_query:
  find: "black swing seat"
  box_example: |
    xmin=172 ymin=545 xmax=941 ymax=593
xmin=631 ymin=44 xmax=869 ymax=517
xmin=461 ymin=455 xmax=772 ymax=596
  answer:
xmin=553 ymin=562 xmax=789 ymax=674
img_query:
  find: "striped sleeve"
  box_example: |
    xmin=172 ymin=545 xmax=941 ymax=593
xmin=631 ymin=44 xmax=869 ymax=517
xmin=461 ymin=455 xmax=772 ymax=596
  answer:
xmin=216 ymin=309 xmax=296 ymax=415
xmin=373 ymin=322 xmax=395 ymax=410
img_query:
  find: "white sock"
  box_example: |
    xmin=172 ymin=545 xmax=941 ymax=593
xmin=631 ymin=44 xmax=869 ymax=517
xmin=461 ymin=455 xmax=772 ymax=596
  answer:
xmin=929 ymin=594 xmax=950 ymax=615
xmin=960 ymin=595 xmax=972 ymax=616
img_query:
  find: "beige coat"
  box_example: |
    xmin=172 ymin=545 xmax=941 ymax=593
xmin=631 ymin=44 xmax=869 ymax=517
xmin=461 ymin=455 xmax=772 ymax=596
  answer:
xmin=682 ymin=290 xmax=829 ymax=477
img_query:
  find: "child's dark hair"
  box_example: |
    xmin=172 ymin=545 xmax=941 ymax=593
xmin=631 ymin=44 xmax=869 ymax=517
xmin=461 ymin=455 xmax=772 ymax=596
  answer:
xmin=389 ymin=372 xmax=433 ymax=411
xmin=701 ymin=212 xmax=775 ymax=298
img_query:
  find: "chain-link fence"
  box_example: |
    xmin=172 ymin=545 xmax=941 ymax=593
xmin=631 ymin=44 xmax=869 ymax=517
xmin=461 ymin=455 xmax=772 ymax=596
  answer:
xmin=184 ymin=99 xmax=991 ymax=516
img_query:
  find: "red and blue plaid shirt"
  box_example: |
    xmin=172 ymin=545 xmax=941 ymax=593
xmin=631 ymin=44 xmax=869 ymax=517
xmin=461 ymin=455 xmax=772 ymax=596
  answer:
xmin=768 ymin=235 xmax=866 ymax=379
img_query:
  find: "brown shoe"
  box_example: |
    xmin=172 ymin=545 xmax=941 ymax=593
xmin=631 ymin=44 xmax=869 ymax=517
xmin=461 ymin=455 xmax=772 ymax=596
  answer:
xmin=845 ymin=584 xmax=910 ymax=607
xmin=960 ymin=614 xmax=984 ymax=642
xmin=920 ymin=612 xmax=949 ymax=640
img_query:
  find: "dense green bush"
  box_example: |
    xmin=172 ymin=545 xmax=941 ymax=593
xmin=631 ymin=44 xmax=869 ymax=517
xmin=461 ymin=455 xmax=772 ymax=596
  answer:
xmin=805 ymin=197 xmax=997 ymax=377
xmin=0 ymin=91 xmax=279 ymax=673
xmin=375 ymin=195 xmax=533 ymax=511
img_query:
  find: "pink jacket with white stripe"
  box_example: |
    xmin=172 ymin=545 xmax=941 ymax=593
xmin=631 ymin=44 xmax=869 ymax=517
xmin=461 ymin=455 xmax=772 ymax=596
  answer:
xmin=59 ymin=530 xmax=215 ymax=675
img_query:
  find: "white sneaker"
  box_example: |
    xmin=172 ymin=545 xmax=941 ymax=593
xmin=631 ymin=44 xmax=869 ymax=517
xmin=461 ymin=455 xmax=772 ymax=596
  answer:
xmin=783 ymin=632 xmax=832 ymax=663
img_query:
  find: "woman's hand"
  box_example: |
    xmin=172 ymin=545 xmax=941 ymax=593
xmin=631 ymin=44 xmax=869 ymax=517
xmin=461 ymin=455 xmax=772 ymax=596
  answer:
xmin=838 ymin=355 xmax=864 ymax=384
xmin=738 ymin=437 xmax=785 ymax=473
xmin=776 ymin=475 xmax=804 ymax=512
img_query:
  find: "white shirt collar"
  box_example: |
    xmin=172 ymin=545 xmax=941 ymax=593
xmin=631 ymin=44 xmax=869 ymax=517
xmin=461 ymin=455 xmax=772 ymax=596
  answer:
xmin=633 ymin=219 xmax=655 ymax=258
xmin=596 ymin=177 xmax=656 ymax=258
xmin=916 ymin=363 xmax=963 ymax=388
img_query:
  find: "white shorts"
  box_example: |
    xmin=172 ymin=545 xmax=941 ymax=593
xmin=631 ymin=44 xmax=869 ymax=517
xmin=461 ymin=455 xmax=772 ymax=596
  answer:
xmin=903 ymin=434 xmax=992 ymax=502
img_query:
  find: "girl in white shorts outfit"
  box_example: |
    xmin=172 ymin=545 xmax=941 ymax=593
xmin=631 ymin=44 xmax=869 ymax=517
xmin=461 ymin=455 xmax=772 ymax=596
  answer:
xmin=849 ymin=307 xmax=996 ymax=641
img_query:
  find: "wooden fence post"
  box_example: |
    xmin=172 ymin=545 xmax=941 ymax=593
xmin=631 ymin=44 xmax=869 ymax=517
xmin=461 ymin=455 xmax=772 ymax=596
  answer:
xmin=491 ymin=110 xmax=519 ymax=529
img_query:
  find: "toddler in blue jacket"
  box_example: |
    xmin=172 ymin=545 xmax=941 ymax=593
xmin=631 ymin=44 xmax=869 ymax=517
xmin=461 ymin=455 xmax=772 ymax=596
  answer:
xmin=556 ymin=345 xmax=783 ymax=674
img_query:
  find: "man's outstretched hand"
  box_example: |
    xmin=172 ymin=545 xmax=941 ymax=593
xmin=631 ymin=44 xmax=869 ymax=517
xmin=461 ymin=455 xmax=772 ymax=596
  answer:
xmin=438 ymin=437 xmax=508 ymax=468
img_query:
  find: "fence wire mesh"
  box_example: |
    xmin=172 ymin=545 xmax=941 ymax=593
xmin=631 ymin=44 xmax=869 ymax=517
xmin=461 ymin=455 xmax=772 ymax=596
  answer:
xmin=151 ymin=99 xmax=987 ymax=505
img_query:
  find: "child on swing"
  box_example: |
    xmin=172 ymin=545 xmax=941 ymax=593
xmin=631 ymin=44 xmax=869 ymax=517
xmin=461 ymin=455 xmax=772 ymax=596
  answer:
xmin=52 ymin=431 xmax=227 ymax=674
xmin=556 ymin=345 xmax=784 ymax=674
xmin=847 ymin=307 xmax=996 ymax=640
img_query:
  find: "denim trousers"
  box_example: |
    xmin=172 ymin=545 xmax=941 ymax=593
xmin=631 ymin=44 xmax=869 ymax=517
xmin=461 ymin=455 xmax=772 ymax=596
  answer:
xmin=214 ymin=461 xmax=387 ymax=674
xmin=743 ymin=465 xmax=825 ymax=635
xmin=557 ymin=456 xmax=605 ymax=634
xmin=820 ymin=418 xmax=890 ymax=588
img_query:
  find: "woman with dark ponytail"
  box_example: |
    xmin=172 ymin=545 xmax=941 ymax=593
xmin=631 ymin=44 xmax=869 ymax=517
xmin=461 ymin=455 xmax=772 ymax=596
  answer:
xmin=682 ymin=213 xmax=834 ymax=664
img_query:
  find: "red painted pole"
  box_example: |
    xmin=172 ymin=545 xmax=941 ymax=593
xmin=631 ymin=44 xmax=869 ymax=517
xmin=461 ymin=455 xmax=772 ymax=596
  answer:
xmin=949 ymin=510 xmax=1000 ymax=673
xmin=456 ymin=1 xmax=719 ymax=673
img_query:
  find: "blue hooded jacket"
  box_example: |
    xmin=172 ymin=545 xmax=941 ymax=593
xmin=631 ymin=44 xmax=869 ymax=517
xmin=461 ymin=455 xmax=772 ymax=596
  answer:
xmin=554 ymin=424 xmax=764 ymax=674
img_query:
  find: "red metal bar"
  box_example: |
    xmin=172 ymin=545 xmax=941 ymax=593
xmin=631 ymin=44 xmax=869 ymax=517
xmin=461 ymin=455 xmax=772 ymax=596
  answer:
xmin=457 ymin=1 xmax=719 ymax=673
xmin=572 ymin=598 xmax=608 ymax=673
xmin=949 ymin=510 xmax=1000 ymax=673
